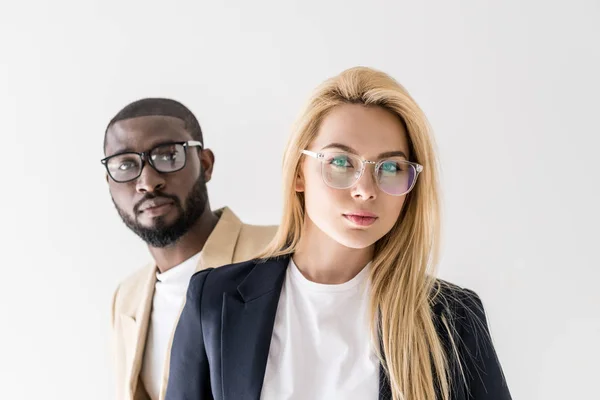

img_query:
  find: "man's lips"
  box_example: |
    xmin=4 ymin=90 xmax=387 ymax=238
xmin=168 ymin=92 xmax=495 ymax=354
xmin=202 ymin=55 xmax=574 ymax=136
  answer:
xmin=138 ymin=198 xmax=174 ymax=213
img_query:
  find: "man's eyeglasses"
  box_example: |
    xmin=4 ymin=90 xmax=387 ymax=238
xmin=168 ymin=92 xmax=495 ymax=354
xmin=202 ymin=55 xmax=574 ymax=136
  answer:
xmin=302 ymin=150 xmax=423 ymax=196
xmin=101 ymin=141 xmax=203 ymax=183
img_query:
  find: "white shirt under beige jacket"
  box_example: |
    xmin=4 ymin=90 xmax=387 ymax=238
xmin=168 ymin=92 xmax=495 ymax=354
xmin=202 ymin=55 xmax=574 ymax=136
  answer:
xmin=110 ymin=207 xmax=277 ymax=400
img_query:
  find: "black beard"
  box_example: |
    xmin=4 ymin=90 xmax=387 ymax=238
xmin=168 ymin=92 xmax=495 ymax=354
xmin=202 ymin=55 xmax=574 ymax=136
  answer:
xmin=113 ymin=176 xmax=208 ymax=248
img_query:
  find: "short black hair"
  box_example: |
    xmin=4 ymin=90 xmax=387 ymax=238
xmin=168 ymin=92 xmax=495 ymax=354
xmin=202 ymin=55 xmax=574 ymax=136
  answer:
xmin=104 ymin=98 xmax=203 ymax=152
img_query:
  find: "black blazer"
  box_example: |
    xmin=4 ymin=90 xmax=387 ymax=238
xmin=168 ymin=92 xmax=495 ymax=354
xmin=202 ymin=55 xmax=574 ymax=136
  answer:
xmin=166 ymin=256 xmax=511 ymax=400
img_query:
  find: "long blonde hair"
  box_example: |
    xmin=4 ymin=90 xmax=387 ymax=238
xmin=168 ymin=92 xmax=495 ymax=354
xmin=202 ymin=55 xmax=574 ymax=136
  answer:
xmin=259 ymin=67 xmax=450 ymax=400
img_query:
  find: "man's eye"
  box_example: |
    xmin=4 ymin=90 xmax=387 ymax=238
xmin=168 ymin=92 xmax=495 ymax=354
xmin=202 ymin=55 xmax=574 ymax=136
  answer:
xmin=153 ymin=152 xmax=178 ymax=161
xmin=118 ymin=161 xmax=136 ymax=171
xmin=162 ymin=152 xmax=178 ymax=161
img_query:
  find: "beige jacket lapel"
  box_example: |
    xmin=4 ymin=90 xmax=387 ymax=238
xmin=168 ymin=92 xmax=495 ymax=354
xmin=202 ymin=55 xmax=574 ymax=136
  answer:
xmin=157 ymin=207 xmax=243 ymax=400
xmin=123 ymin=263 xmax=156 ymax=400
xmin=198 ymin=207 xmax=242 ymax=271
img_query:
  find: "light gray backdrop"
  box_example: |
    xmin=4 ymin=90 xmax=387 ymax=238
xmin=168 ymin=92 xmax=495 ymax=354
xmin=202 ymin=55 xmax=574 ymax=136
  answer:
xmin=1 ymin=1 xmax=598 ymax=399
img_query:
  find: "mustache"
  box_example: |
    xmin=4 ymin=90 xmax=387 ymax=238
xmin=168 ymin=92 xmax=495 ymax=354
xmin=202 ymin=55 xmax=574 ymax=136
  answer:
xmin=133 ymin=192 xmax=181 ymax=214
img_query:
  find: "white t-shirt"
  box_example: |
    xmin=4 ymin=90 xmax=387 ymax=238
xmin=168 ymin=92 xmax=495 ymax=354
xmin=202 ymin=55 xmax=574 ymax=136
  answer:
xmin=260 ymin=258 xmax=379 ymax=400
xmin=141 ymin=252 xmax=201 ymax=400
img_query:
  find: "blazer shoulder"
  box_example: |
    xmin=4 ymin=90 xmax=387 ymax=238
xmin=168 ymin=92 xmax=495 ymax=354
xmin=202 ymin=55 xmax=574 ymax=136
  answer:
xmin=430 ymin=279 xmax=491 ymax=337
xmin=431 ymin=283 xmax=511 ymax=398
xmin=430 ymin=279 xmax=498 ymax=358
xmin=431 ymin=279 xmax=482 ymax=313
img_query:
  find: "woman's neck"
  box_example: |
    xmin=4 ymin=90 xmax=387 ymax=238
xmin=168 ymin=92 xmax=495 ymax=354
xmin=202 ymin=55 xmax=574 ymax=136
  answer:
xmin=293 ymin=219 xmax=374 ymax=284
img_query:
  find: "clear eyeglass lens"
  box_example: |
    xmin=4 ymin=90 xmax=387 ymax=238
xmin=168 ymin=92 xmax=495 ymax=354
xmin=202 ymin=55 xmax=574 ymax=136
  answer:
xmin=107 ymin=154 xmax=142 ymax=182
xmin=322 ymin=152 xmax=363 ymax=189
xmin=320 ymin=152 xmax=417 ymax=196
xmin=150 ymin=143 xmax=186 ymax=172
xmin=376 ymin=159 xmax=417 ymax=195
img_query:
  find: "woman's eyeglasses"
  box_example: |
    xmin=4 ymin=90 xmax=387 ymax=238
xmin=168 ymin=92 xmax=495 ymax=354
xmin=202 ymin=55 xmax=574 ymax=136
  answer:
xmin=101 ymin=141 xmax=203 ymax=183
xmin=302 ymin=150 xmax=423 ymax=196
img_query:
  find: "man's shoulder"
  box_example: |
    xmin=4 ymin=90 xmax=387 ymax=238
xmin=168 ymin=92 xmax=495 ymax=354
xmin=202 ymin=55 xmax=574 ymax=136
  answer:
xmin=238 ymin=223 xmax=277 ymax=239
xmin=234 ymin=222 xmax=277 ymax=260
xmin=112 ymin=263 xmax=155 ymax=313
xmin=117 ymin=262 xmax=155 ymax=291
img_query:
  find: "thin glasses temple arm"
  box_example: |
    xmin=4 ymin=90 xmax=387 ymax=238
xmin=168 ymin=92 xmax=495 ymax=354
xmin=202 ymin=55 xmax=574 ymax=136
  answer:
xmin=185 ymin=140 xmax=203 ymax=149
xmin=301 ymin=150 xmax=321 ymax=159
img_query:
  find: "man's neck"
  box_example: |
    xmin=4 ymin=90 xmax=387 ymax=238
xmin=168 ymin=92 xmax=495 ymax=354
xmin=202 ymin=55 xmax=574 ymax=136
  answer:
xmin=149 ymin=208 xmax=220 ymax=273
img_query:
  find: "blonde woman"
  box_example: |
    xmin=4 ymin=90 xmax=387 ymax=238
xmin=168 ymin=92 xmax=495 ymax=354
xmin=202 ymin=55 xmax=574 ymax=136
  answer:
xmin=166 ymin=67 xmax=511 ymax=400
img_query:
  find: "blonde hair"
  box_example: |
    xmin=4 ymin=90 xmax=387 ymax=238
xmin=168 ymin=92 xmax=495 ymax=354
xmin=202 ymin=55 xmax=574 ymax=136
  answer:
xmin=259 ymin=67 xmax=450 ymax=400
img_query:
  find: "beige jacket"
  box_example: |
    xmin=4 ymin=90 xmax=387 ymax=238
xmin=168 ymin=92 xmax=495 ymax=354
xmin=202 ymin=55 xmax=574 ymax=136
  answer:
xmin=110 ymin=207 xmax=277 ymax=400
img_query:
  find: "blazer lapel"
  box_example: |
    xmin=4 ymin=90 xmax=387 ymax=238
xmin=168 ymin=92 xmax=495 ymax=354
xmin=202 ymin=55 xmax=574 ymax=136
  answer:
xmin=159 ymin=207 xmax=244 ymax=400
xmin=125 ymin=264 xmax=156 ymax=399
xmin=198 ymin=207 xmax=242 ymax=272
xmin=221 ymin=257 xmax=289 ymax=400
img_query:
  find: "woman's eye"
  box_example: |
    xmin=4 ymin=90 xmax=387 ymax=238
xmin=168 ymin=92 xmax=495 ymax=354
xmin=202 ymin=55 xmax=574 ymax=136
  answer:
xmin=331 ymin=156 xmax=352 ymax=167
xmin=381 ymin=162 xmax=399 ymax=173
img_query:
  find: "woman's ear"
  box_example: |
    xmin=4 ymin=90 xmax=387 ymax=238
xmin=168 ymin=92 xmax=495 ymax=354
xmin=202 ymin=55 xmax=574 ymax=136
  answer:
xmin=295 ymin=168 xmax=305 ymax=192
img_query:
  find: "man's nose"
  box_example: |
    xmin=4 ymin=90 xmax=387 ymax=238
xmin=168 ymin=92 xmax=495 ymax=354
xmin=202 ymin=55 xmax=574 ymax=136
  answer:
xmin=135 ymin=164 xmax=166 ymax=194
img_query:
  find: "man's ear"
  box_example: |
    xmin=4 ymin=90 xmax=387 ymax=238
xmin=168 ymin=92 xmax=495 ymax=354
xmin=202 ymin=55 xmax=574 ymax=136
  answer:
xmin=200 ymin=149 xmax=215 ymax=183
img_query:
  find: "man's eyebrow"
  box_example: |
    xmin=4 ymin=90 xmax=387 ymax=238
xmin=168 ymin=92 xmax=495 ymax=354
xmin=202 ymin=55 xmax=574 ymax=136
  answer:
xmin=320 ymin=143 xmax=408 ymax=159
xmin=109 ymin=146 xmax=135 ymax=155
xmin=107 ymin=140 xmax=184 ymax=157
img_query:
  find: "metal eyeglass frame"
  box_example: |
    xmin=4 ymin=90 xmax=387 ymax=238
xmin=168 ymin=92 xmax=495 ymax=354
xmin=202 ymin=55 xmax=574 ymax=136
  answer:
xmin=301 ymin=149 xmax=424 ymax=196
xmin=101 ymin=140 xmax=203 ymax=183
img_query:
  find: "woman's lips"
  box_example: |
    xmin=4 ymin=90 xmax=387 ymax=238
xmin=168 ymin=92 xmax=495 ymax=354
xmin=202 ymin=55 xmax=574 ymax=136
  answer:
xmin=343 ymin=213 xmax=378 ymax=226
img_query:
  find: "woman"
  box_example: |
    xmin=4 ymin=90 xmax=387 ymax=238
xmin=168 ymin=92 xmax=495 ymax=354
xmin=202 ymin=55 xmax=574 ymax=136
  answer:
xmin=166 ymin=67 xmax=511 ymax=400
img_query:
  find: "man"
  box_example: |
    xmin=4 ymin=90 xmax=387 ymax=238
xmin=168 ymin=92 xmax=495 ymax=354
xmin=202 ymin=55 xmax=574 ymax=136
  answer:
xmin=105 ymin=98 xmax=276 ymax=400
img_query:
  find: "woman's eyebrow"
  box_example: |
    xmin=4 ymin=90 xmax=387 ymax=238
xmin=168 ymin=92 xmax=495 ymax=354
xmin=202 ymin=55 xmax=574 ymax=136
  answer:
xmin=321 ymin=143 xmax=408 ymax=159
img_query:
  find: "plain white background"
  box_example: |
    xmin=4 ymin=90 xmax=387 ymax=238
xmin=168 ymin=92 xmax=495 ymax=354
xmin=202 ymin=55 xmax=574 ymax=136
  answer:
xmin=1 ymin=0 xmax=598 ymax=399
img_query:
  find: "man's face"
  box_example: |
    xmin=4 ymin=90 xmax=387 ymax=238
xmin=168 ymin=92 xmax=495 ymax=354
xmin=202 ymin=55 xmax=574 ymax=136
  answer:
xmin=104 ymin=115 xmax=213 ymax=247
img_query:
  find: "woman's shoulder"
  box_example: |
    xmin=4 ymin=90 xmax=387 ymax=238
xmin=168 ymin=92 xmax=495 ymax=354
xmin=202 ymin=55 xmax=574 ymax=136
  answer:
xmin=431 ymin=281 xmax=512 ymax=398
xmin=431 ymin=278 xmax=482 ymax=306
xmin=432 ymin=278 xmax=479 ymax=303
xmin=430 ymin=279 xmax=488 ymax=331
xmin=430 ymin=280 xmax=494 ymax=364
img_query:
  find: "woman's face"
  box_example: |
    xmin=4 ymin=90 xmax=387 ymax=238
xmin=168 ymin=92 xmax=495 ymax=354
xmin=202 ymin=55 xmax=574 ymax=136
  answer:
xmin=297 ymin=104 xmax=411 ymax=249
